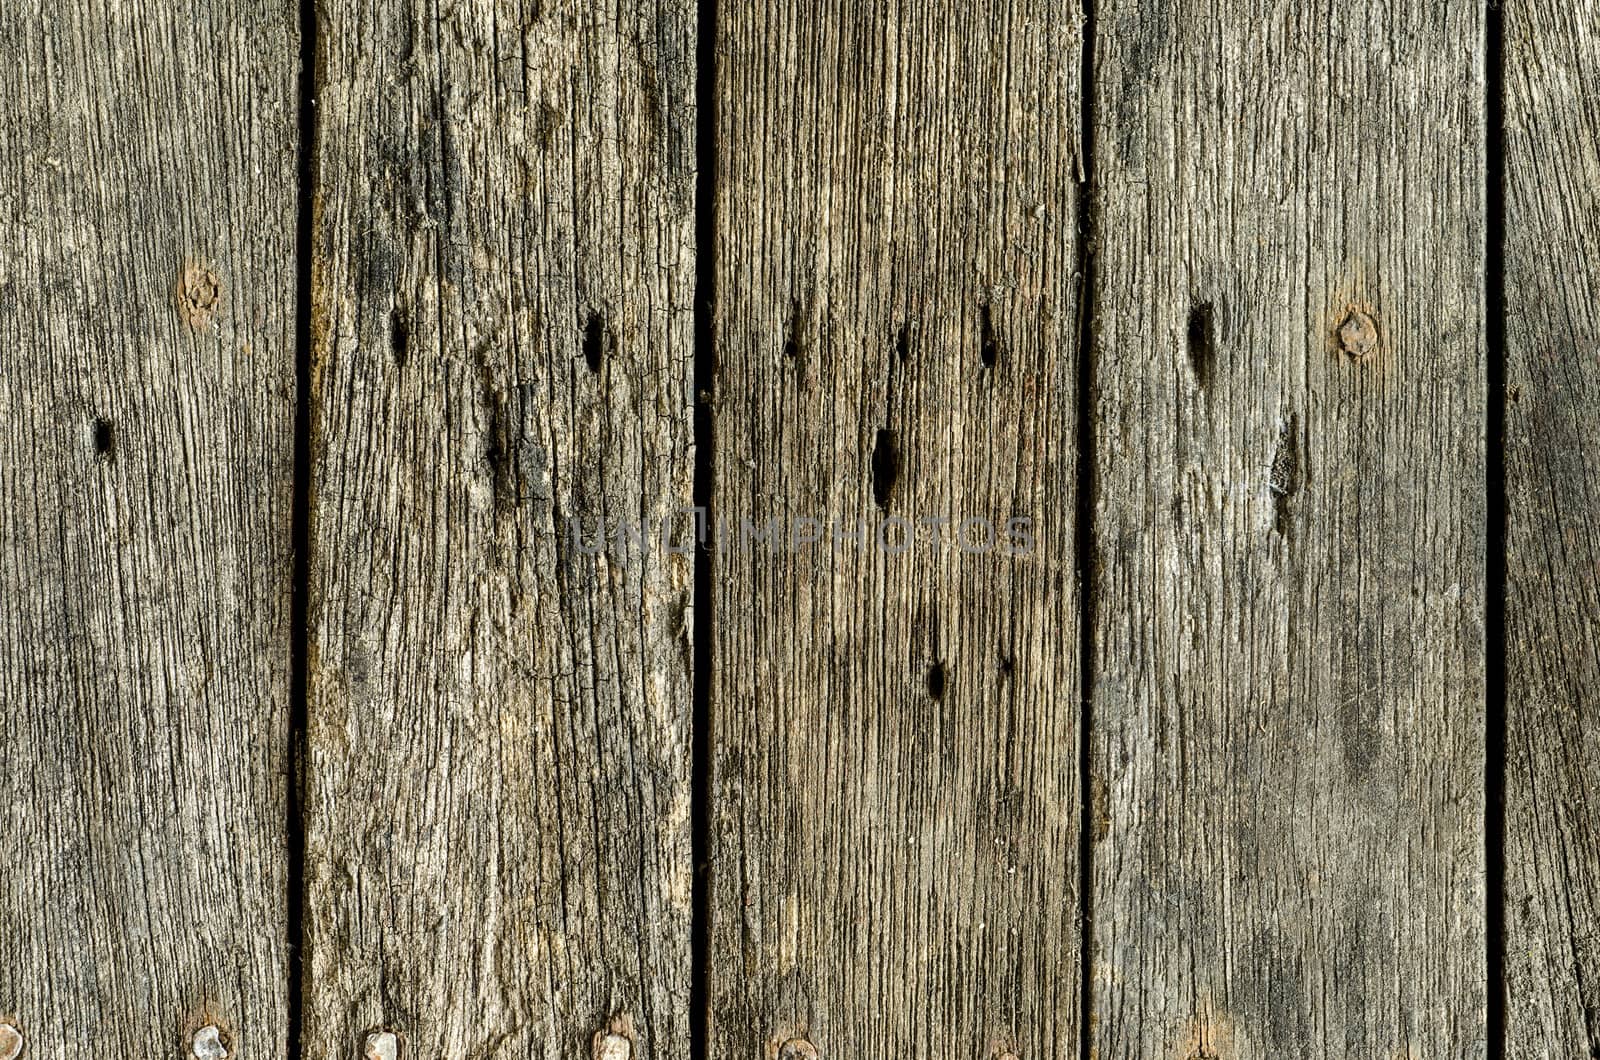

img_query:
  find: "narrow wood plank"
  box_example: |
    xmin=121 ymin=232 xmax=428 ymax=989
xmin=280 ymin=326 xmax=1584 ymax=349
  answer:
xmin=1503 ymin=5 xmax=1600 ymax=1056
xmin=0 ymin=2 xmax=295 ymax=1055
xmin=1088 ymin=4 xmax=1487 ymax=1056
xmin=710 ymin=4 xmax=1085 ymax=1058
xmin=305 ymin=1 xmax=697 ymax=1056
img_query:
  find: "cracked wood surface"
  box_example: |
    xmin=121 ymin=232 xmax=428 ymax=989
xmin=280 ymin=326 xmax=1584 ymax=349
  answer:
xmin=1503 ymin=4 xmax=1600 ymax=1057
xmin=12 ymin=1 xmax=1600 ymax=1057
xmin=708 ymin=3 xmax=1086 ymax=1058
xmin=1088 ymin=1 xmax=1488 ymax=1056
xmin=0 ymin=0 xmax=296 ymax=1054
xmin=304 ymin=0 xmax=697 ymax=1056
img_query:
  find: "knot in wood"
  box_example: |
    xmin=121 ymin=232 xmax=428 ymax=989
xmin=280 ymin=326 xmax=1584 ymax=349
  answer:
xmin=0 ymin=1023 xmax=21 ymax=1060
xmin=1337 ymin=308 xmax=1378 ymax=359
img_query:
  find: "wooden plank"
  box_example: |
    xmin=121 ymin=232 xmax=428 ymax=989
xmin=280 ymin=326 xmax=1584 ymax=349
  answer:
xmin=1087 ymin=3 xmax=1487 ymax=1057
xmin=1503 ymin=5 xmax=1600 ymax=1057
xmin=709 ymin=4 xmax=1085 ymax=1057
xmin=304 ymin=1 xmax=697 ymax=1056
xmin=0 ymin=1 xmax=295 ymax=1056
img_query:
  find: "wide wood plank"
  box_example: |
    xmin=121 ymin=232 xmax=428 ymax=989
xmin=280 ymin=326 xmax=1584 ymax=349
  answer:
xmin=710 ymin=4 xmax=1085 ymax=1057
xmin=1088 ymin=3 xmax=1487 ymax=1056
xmin=1503 ymin=5 xmax=1600 ymax=1056
xmin=0 ymin=1 xmax=296 ymax=1055
xmin=304 ymin=1 xmax=697 ymax=1056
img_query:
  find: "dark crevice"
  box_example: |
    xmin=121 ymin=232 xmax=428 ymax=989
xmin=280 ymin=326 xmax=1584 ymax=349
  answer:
xmin=871 ymin=428 xmax=900 ymax=510
xmin=926 ymin=660 xmax=946 ymax=701
xmin=1074 ymin=0 xmax=1100 ymax=1056
xmin=289 ymin=0 xmax=316 ymax=1054
xmin=690 ymin=0 xmax=717 ymax=1055
xmin=1486 ymin=0 xmax=1509 ymax=1054
xmin=1270 ymin=412 xmax=1302 ymax=538
xmin=582 ymin=310 xmax=607 ymax=373
xmin=1186 ymin=300 xmax=1215 ymax=389
xmin=979 ymin=302 xmax=1000 ymax=369
xmin=895 ymin=321 xmax=913 ymax=363
xmin=92 ymin=417 xmax=115 ymax=458
xmin=390 ymin=305 xmax=410 ymax=368
xmin=782 ymin=299 xmax=803 ymax=362
xmin=472 ymin=349 xmax=516 ymax=511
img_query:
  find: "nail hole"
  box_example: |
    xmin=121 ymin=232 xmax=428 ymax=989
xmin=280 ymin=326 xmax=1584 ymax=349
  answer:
xmin=926 ymin=660 xmax=946 ymax=700
xmin=871 ymin=428 xmax=899 ymax=510
xmin=979 ymin=303 xmax=1000 ymax=368
xmin=582 ymin=311 xmax=606 ymax=372
xmin=92 ymin=417 xmax=115 ymax=458
xmin=1270 ymin=412 xmax=1302 ymax=537
xmin=1186 ymin=301 xmax=1215 ymax=388
xmin=390 ymin=307 xmax=410 ymax=367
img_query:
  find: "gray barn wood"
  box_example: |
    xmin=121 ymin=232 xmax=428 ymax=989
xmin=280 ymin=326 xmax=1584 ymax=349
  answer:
xmin=303 ymin=1 xmax=697 ymax=1056
xmin=1503 ymin=5 xmax=1600 ymax=1057
xmin=0 ymin=0 xmax=296 ymax=1055
xmin=13 ymin=2 xmax=1600 ymax=1058
xmin=1087 ymin=2 xmax=1488 ymax=1057
xmin=709 ymin=3 xmax=1086 ymax=1057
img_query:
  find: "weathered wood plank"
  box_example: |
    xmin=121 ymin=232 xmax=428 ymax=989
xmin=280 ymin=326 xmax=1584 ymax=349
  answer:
xmin=710 ymin=4 xmax=1085 ymax=1057
xmin=1087 ymin=3 xmax=1487 ymax=1056
xmin=0 ymin=2 xmax=296 ymax=1055
xmin=1503 ymin=5 xmax=1600 ymax=1057
xmin=304 ymin=1 xmax=697 ymax=1056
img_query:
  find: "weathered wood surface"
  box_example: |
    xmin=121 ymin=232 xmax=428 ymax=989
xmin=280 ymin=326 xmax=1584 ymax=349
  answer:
xmin=1503 ymin=5 xmax=1600 ymax=1057
xmin=0 ymin=1 xmax=296 ymax=1056
xmin=1087 ymin=2 xmax=1487 ymax=1057
xmin=304 ymin=0 xmax=697 ymax=1056
xmin=17 ymin=1 xmax=1600 ymax=1057
xmin=709 ymin=4 xmax=1086 ymax=1058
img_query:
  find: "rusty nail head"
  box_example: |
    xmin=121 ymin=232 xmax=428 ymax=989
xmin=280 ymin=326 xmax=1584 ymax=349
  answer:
xmin=1338 ymin=309 xmax=1379 ymax=359
xmin=192 ymin=1025 xmax=229 ymax=1060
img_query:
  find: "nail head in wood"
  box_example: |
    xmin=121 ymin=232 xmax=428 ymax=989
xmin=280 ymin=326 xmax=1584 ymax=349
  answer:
xmin=192 ymin=1025 xmax=229 ymax=1060
xmin=593 ymin=1014 xmax=636 ymax=1060
xmin=778 ymin=1037 xmax=819 ymax=1060
xmin=364 ymin=1030 xmax=400 ymax=1060
xmin=1337 ymin=308 xmax=1379 ymax=359
xmin=175 ymin=261 xmax=223 ymax=330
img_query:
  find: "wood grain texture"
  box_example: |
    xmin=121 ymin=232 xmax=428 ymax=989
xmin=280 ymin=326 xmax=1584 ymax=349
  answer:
xmin=1087 ymin=2 xmax=1487 ymax=1056
xmin=1503 ymin=4 xmax=1600 ymax=1057
xmin=0 ymin=1 xmax=296 ymax=1055
xmin=305 ymin=0 xmax=697 ymax=1057
xmin=710 ymin=4 xmax=1084 ymax=1058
